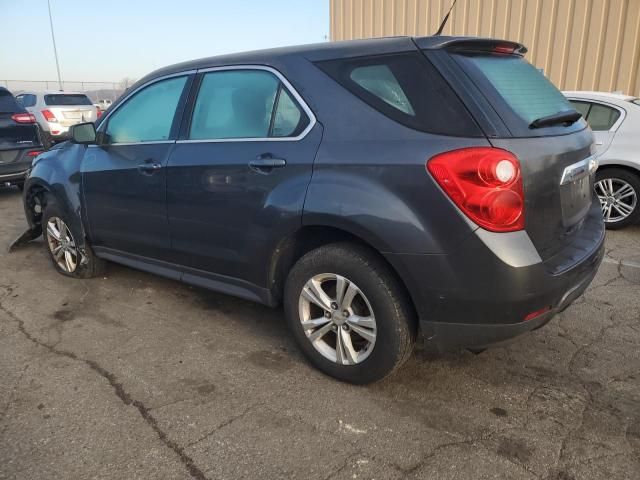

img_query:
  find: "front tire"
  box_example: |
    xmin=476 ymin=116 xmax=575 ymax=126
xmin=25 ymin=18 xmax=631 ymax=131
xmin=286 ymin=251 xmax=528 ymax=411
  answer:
xmin=284 ymin=243 xmax=417 ymax=384
xmin=42 ymin=197 xmax=105 ymax=278
xmin=595 ymin=168 xmax=640 ymax=229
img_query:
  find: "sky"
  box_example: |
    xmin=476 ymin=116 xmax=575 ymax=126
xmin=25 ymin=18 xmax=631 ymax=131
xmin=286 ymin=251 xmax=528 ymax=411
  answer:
xmin=0 ymin=0 xmax=329 ymax=85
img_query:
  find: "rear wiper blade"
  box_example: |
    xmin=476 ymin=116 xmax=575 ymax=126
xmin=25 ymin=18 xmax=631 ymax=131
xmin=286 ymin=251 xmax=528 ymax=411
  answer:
xmin=529 ymin=110 xmax=582 ymax=129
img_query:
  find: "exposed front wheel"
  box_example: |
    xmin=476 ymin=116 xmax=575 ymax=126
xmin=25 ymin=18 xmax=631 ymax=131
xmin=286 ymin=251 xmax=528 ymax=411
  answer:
xmin=284 ymin=243 xmax=417 ymax=384
xmin=42 ymin=197 xmax=105 ymax=278
xmin=595 ymin=168 xmax=640 ymax=229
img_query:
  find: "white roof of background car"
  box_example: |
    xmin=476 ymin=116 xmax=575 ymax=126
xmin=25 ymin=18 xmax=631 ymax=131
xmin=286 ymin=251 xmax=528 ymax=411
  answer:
xmin=20 ymin=90 xmax=89 ymax=96
xmin=563 ymin=91 xmax=638 ymax=103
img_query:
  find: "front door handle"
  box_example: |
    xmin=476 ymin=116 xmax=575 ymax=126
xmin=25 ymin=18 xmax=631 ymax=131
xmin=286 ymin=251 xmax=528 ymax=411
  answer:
xmin=137 ymin=161 xmax=162 ymax=175
xmin=249 ymin=157 xmax=286 ymax=173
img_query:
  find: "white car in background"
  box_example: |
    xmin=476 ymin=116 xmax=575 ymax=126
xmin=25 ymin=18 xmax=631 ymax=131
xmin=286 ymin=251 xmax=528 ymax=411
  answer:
xmin=15 ymin=91 xmax=98 ymax=149
xmin=564 ymin=91 xmax=640 ymax=229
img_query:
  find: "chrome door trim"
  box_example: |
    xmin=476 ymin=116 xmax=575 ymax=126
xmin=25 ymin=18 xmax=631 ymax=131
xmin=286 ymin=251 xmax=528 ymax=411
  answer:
xmin=176 ymin=64 xmax=317 ymax=144
xmin=87 ymin=140 xmax=174 ymax=148
xmin=560 ymin=156 xmax=599 ymax=185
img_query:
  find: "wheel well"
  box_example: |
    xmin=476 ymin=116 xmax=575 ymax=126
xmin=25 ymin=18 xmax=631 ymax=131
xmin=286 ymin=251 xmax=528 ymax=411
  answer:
xmin=268 ymin=225 xmax=417 ymax=317
xmin=24 ymin=185 xmax=50 ymax=229
xmin=597 ymin=164 xmax=640 ymax=178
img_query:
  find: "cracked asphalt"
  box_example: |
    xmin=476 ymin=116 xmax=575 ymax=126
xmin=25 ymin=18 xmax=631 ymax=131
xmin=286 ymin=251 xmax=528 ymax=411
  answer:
xmin=0 ymin=186 xmax=638 ymax=480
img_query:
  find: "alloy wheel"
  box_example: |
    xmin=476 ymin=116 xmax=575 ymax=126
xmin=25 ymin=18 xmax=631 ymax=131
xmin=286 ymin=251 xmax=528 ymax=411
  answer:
xmin=595 ymin=178 xmax=637 ymax=223
xmin=46 ymin=217 xmax=78 ymax=273
xmin=298 ymin=273 xmax=377 ymax=365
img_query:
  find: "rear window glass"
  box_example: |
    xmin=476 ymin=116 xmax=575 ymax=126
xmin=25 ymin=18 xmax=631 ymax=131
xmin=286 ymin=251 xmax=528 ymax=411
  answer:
xmin=455 ymin=55 xmax=572 ymax=125
xmin=44 ymin=94 xmax=92 ymax=106
xmin=0 ymin=89 xmax=23 ymax=113
xmin=316 ymin=52 xmax=482 ymax=137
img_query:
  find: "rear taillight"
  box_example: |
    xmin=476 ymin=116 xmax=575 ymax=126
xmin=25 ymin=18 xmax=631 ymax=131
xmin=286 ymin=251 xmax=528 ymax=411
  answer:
xmin=27 ymin=150 xmax=44 ymax=157
xmin=41 ymin=109 xmax=57 ymax=122
xmin=524 ymin=306 xmax=551 ymax=321
xmin=96 ymin=107 xmax=103 ymax=118
xmin=11 ymin=113 xmax=36 ymax=123
xmin=427 ymin=147 xmax=525 ymax=232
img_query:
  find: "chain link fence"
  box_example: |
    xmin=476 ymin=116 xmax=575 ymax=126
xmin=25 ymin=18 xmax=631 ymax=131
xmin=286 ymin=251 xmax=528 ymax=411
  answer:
xmin=1 ymin=80 xmax=130 ymax=103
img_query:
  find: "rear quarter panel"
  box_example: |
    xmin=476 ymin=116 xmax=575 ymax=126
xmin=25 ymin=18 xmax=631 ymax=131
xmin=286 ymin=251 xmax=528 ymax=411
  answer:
xmin=295 ymin=56 xmax=488 ymax=254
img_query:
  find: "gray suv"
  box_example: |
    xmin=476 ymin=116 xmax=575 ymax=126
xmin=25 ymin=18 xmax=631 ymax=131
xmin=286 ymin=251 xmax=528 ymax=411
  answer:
xmin=15 ymin=91 xmax=97 ymax=148
xmin=19 ymin=36 xmax=604 ymax=383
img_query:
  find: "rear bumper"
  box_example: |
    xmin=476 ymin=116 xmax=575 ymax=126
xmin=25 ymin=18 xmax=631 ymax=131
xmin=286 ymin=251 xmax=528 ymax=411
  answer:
xmin=0 ymin=148 xmax=40 ymax=183
xmin=385 ymin=201 xmax=605 ymax=350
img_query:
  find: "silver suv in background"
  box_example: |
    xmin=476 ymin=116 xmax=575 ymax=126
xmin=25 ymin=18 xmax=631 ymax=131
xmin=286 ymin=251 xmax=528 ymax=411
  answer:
xmin=564 ymin=91 xmax=640 ymax=229
xmin=15 ymin=91 xmax=98 ymax=148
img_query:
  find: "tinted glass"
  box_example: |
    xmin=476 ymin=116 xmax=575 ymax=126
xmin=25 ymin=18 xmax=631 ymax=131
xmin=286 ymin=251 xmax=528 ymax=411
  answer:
xmin=44 ymin=94 xmax=93 ymax=106
xmin=271 ymin=87 xmax=308 ymax=137
xmin=316 ymin=52 xmax=482 ymax=136
xmin=455 ymin=54 xmax=572 ymax=125
xmin=587 ymin=104 xmax=620 ymax=131
xmin=0 ymin=89 xmax=23 ymax=113
xmin=106 ymin=76 xmax=187 ymax=144
xmin=350 ymin=64 xmax=414 ymax=115
xmin=190 ymin=70 xmax=279 ymax=140
xmin=569 ymin=100 xmax=591 ymax=118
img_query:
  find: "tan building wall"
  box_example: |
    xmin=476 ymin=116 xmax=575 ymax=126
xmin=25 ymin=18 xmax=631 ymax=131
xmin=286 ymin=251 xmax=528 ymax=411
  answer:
xmin=330 ymin=0 xmax=640 ymax=96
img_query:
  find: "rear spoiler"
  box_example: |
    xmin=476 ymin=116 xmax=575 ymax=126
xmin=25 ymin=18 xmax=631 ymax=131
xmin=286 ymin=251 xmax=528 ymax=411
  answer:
xmin=413 ymin=36 xmax=527 ymax=56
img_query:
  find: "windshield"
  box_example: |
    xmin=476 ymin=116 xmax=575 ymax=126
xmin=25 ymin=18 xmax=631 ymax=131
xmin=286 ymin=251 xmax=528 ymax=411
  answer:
xmin=44 ymin=94 xmax=93 ymax=106
xmin=453 ymin=54 xmax=573 ymax=125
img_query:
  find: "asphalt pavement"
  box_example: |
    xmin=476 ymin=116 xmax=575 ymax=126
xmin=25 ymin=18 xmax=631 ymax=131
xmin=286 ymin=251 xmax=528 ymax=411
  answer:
xmin=0 ymin=186 xmax=638 ymax=480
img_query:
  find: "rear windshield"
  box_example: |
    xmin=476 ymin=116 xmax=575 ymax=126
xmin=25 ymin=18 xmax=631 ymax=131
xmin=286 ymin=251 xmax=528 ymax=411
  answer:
xmin=0 ymin=89 xmax=23 ymax=113
xmin=452 ymin=54 xmax=578 ymax=131
xmin=316 ymin=52 xmax=482 ymax=137
xmin=44 ymin=94 xmax=93 ymax=106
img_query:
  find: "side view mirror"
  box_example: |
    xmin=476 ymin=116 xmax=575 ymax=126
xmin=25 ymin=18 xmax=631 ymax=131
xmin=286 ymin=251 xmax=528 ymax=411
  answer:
xmin=70 ymin=122 xmax=97 ymax=145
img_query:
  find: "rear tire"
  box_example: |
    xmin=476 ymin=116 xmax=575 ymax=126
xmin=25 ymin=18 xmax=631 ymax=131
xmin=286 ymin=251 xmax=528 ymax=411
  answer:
xmin=595 ymin=168 xmax=640 ymax=229
xmin=40 ymin=131 xmax=53 ymax=150
xmin=284 ymin=242 xmax=417 ymax=384
xmin=42 ymin=196 xmax=105 ymax=279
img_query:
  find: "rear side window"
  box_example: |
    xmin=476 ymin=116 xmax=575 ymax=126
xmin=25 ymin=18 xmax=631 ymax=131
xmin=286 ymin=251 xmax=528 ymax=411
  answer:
xmin=16 ymin=94 xmax=37 ymax=108
xmin=455 ymin=55 xmax=571 ymax=125
xmin=189 ymin=69 xmax=309 ymax=140
xmin=316 ymin=52 xmax=482 ymax=137
xmin=44 ymin=94 xmax=93 ymax=106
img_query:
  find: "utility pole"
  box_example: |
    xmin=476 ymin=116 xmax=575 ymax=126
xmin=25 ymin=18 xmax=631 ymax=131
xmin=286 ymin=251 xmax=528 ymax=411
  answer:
xmin=47 ymin=0 xmax=63 ymax=90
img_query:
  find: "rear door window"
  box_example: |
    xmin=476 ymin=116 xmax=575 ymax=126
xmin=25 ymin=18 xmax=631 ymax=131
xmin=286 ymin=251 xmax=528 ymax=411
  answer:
xmin=188 ymin=69 xmax=310 ymax=140
xmin=569 ymin=100 xmax=591 ymax=119
xmin=316 ymin=52 xmax=482 ymax=137
xmin=586 ymin=104 xmax=620 ymax=131
xmin=568 ymin=100 xmax=621 ymax=131
xmin=44 ymin=94 xmax=93 ymax=106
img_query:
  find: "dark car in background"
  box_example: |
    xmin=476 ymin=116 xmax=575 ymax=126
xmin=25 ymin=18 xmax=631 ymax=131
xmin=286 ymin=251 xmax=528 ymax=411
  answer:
xmin=0 ymin=87 xmax=43 ymax=189
xmin=19 ymin=36 xmax=604 ymax=383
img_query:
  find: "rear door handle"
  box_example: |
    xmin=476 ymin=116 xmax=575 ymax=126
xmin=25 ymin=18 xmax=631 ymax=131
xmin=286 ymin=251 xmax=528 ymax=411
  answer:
xmin=248 ymin=158 xmax=286 ymax=173
xmin=137 ymin=161 xmax=162 ymax=175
